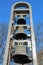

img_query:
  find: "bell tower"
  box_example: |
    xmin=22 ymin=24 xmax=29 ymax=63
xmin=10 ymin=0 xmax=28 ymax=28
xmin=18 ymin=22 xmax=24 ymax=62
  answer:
xmin=3 ymin=2 xmax=38 ymax=65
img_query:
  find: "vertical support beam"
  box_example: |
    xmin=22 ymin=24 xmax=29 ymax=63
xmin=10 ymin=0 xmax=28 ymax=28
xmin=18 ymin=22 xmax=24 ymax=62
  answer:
xmin=3 ymin=7 xmax=13 ymax=65
xmin=30 ymin=6 xmax=38 ymax=65
xmin=7 ymin=51 xmax=10 ymax=65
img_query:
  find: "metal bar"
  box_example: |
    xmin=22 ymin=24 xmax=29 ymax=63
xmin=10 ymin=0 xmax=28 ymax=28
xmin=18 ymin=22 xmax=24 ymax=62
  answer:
xmin=30 ymin=6 xmax=38 ymax=65
xmin=14 ymin=25 xmax=30 ymax=30
xmin=13 ymin=9 xmax=30 ymax=11
xmin=13 ymin=40 xmax=30 ymax=43
xmin=3 ymin=7 xmax=13 ymax=65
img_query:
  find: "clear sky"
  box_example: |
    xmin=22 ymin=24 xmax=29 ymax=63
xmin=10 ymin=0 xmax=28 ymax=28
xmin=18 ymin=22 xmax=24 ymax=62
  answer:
xmin=0 ymin=1 xmax=43 ymax=65
xmin=0 ymin=0 xmax=43 ymax=26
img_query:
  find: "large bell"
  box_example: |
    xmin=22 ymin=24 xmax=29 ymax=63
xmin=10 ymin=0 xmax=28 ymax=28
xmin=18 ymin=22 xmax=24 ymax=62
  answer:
xmin=12 ymin=45 xmax=32 ymax=64
xmin=17 ymin=18 xmax=26 ymax=24
xmin=13 ymin=33 xmax=28 ymax=40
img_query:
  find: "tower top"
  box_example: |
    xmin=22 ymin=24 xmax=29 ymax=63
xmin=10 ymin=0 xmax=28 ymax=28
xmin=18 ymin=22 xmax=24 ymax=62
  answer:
xmin=12 ymin=2 xmax=31 ymax=9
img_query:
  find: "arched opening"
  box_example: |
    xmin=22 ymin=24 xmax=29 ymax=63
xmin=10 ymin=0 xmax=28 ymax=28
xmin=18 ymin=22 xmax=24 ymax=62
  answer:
xmin=12 ymin=2 xmax=31 ymax=9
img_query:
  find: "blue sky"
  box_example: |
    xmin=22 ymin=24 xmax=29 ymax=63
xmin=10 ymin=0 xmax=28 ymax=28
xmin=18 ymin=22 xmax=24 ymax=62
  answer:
xmin=0 ymin=0 xmax=43 ymax=65
xmin=0 ymin=0 xmax=43 ymax=26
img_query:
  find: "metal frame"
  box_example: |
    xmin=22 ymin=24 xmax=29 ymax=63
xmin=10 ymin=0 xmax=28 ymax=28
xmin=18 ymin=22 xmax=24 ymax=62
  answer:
xmin=3 ymin=2 xmax=38 ymax=65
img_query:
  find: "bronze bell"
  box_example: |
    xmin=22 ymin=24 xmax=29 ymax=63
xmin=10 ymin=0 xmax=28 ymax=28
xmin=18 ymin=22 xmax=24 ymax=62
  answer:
xmin=12 ymin=44 xmax=32 ymax=64
xmin=17 ymin=18 xmax=26 ymax=24
xmin=13 ymin=33 xmax=28 ymax=40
